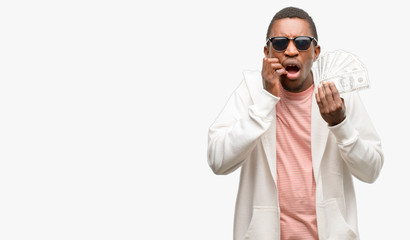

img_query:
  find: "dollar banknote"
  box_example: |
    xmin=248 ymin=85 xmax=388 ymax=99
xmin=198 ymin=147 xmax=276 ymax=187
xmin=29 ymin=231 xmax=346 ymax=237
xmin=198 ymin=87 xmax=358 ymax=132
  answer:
xmin=321 ymin=70 xmax=370 ymax=93
xmin=316 ymin=50 xmax=370 ymax=93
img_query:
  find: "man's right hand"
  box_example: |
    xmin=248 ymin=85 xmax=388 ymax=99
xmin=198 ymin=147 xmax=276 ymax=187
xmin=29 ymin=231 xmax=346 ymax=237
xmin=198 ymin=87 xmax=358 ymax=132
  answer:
xmin=261 ymin=57 xmax=287 ymax=97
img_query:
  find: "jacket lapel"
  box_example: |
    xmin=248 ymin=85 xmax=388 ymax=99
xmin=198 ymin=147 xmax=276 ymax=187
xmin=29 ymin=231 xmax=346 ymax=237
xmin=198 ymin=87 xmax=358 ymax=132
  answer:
xmin=311 ymin=76 xmax=330 ymax=183
xmin=244 ymin=71 xmax=278 ymax=184
xmin=261 ymin=114 xmax=277 ymax=183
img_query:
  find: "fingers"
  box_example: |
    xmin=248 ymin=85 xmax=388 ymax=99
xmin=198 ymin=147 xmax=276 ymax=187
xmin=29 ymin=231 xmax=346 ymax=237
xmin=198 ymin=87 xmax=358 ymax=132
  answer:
xmin=328 ymin=81 xmax=342 ymax=104
xmin=262 ymin=57 xmax=287 ymax=82
xmin=316 ymin=83 xmax=329 ymax=114
xmin=275 ymin=68 xmax=287 ymax=77
xmin=262 ymin=57 xmax=287 ymax=75
xmin=323 ymin=81 xmax=335 ymax=103
xmin=316 ymin=81 xmax=338 ymax=114
xmin=262 ymin=57 xmax=288 ymax=96
xmin=315 ymin=81 xmax=346 ymax=125
xmin=314 ymin=87 xmax=324 ymax=110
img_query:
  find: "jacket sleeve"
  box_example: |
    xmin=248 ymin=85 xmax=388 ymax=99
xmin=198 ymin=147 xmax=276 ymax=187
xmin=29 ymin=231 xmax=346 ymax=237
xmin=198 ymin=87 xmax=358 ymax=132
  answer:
xmin=207 ymin=74 xmax=279 ymax=175
xmin=328 ymin=91 xmax=384 ymax=183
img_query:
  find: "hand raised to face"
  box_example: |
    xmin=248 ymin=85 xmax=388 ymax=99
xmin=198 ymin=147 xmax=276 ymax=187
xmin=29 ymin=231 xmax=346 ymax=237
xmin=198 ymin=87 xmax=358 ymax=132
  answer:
xmin=261 ymin=57 xmax=288 ymax=97
xmin=314 ymin=81 xmax=346 ymax=126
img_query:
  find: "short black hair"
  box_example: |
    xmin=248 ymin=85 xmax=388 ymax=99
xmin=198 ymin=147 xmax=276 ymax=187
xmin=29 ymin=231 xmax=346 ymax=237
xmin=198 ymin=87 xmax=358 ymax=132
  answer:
xmin=266 ymin=7 xmax=318 ymax=42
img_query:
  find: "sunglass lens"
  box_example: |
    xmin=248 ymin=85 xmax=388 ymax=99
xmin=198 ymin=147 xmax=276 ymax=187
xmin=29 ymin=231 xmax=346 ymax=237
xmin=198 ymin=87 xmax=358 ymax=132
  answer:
xmin=271 ymin=38 xmax=289 ymax=51
xmin=294 ymin=37 xmax=312 ymax=50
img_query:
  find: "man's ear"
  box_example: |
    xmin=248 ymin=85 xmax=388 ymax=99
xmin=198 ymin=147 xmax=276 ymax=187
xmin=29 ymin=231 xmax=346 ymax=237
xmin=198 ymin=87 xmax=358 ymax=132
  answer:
xmin=264 ymin=45 xmax=269 ymax=58
xmin=314 ymin=45 xmax=321 ymax=61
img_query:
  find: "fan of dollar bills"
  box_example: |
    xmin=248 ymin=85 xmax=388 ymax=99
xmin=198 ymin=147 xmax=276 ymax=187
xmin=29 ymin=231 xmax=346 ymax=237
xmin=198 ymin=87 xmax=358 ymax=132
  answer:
xmin=315 ymin=49 xmax=370 ymax=93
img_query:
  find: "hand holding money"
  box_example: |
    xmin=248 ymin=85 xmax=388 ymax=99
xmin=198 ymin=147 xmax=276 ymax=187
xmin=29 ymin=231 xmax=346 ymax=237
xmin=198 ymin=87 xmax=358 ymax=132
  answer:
xmin=315 ymin=81 xmax=346 ymax=126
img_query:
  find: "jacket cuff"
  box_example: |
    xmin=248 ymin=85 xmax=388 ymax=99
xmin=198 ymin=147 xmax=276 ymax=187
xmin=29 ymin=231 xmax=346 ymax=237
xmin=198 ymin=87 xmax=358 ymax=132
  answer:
xmin=249 ymin=89 xmax=279 ymax=121
xmin=328 ymin=116 xmax=358 ymax=145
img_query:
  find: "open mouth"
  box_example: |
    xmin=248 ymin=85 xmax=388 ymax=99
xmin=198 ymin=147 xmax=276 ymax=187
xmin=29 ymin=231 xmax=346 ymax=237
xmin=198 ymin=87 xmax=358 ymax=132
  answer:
xmin=285 ymin=65 xmax=300 ymax=79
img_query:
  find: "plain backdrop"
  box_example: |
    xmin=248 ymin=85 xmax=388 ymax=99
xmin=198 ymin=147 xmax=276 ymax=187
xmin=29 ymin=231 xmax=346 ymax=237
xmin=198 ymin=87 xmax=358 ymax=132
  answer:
xmin=0 ymin=0 xmax=408 ymax=239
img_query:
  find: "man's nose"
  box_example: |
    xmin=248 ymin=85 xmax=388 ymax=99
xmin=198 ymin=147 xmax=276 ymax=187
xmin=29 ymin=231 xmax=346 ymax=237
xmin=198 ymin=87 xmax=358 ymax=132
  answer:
xmin=284 ymin=40 xmax=299 ymax=57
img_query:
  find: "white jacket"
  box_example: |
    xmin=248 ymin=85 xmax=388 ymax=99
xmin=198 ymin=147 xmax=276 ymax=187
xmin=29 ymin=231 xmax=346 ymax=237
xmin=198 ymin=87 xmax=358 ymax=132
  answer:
xmin=207 ymin=69 xmax=384 ymax=240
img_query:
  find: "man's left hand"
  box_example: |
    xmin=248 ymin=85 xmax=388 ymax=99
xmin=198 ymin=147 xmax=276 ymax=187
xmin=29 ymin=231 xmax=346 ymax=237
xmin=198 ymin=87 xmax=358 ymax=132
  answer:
xmin=315 ymin=81 xmax=346 ymax=126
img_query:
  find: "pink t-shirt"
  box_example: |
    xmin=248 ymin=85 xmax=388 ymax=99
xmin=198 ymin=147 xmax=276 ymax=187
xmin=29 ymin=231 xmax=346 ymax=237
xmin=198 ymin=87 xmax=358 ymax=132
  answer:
xmin=276 ymin=83 xmax=318 ymax=240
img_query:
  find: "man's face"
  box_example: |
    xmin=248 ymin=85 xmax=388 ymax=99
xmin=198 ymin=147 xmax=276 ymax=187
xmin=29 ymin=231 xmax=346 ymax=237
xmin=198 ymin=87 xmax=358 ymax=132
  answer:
xmin=264 ymin=18 xmax=320 ymax=92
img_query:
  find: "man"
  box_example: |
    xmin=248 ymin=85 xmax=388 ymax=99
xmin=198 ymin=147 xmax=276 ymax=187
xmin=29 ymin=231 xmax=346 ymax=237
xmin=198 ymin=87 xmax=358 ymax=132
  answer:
xmin=207 ymin=7 xmax=383 ymax=240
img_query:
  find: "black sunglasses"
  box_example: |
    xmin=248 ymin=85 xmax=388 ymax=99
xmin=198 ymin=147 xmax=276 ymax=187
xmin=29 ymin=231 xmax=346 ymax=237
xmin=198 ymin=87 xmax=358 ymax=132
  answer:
xmin=266 ymin=36 xmax=318 ymax=52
